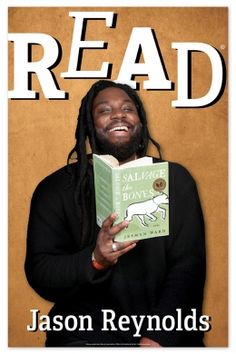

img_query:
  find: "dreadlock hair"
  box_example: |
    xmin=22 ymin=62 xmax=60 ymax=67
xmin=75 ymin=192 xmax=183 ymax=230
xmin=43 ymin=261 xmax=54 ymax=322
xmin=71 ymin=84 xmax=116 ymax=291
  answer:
xmin=67 ymin=80 xmax=162 ymax=249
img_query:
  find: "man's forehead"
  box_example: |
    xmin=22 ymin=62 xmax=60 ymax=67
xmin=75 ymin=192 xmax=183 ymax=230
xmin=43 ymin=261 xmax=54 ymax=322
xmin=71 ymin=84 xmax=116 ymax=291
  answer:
xmin=93 ymin=87 xmax=135 ymax=106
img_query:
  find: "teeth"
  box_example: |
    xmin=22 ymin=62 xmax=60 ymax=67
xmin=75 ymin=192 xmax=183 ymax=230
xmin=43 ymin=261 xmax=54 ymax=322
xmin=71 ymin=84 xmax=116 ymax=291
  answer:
xmin=109 ymin=126 xmax=129 ymax=132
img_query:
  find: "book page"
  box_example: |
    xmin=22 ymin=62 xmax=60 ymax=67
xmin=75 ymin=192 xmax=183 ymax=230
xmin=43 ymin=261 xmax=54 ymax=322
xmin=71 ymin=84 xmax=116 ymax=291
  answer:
xmin=94 ymin=154 xmax=153 ymax=169
xmin=93 ymin=154 xmax=119 ymax=168
xmin=120 ymin=156 xmax=153 ymax=168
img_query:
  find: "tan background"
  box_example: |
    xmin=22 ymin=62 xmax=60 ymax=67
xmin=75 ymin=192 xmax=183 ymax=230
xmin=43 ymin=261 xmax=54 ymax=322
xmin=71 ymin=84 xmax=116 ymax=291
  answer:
xmin=8 ymin=7 xmax=228 ymax=347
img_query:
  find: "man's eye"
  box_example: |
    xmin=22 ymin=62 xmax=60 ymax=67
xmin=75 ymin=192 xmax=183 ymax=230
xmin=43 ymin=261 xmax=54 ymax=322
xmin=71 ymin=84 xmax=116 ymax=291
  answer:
xmin=98 ymin=107 xmax=111 ymax=114
xmin=123 ymin=106 xmax=133 ymax=112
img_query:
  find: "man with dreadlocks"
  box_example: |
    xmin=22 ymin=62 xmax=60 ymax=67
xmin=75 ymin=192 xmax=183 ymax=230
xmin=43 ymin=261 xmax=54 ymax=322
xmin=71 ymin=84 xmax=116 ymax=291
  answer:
xmin=25 ymin=80 xmax=206 ymax=347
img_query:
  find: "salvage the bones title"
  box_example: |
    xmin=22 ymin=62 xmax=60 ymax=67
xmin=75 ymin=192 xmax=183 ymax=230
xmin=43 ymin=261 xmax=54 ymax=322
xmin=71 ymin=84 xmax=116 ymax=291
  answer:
xmin=9 ymin=12 xmax=226 ymax=107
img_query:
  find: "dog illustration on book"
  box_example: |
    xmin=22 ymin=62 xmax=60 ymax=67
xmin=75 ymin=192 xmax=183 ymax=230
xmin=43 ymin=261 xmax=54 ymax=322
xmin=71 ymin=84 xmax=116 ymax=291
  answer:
xmin=124 ymin=192 xmax=169 ymax=227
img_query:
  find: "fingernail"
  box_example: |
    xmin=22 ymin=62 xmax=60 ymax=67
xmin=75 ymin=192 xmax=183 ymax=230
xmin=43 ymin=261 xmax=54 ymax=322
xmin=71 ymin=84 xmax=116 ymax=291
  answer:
xmin=123 ymin=220 xmax=129 ymax=227
xmin=112 ymin=212 xmax=118 ymax=220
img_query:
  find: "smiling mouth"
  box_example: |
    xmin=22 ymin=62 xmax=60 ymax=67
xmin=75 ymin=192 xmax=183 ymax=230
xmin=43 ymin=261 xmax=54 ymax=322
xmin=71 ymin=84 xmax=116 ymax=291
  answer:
xmin=108 ymin=125 xmax=129 ymax=133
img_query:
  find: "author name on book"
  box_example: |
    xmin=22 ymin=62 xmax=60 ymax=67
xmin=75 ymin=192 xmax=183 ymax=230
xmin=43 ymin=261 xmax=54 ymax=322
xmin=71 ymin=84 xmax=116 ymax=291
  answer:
xmin=27 ymin=308 xmax=211 ymax=336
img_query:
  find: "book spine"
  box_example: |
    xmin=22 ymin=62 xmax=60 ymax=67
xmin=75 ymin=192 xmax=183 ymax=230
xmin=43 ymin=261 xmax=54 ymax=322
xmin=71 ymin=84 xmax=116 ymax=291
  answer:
xmin=93 ymin=156 xmax=113 ymax=227
xmin=112 ymin=169 xmax=121 ymax=221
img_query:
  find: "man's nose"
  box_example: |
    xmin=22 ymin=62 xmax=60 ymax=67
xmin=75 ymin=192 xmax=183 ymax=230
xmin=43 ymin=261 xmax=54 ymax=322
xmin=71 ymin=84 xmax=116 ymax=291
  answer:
xmin=111 ymin=108 xmax=126 ymax=119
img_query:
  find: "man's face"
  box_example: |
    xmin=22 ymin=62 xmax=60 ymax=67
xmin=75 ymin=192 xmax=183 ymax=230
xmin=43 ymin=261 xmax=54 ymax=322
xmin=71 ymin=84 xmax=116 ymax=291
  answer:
xmin=92 ymin=87 xmax=143 ymax=162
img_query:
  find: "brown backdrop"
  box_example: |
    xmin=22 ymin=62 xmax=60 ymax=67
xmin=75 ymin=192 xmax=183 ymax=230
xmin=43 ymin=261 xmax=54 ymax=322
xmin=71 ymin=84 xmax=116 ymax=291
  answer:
xmin=8 ymin=7 xmax=228 ymax=347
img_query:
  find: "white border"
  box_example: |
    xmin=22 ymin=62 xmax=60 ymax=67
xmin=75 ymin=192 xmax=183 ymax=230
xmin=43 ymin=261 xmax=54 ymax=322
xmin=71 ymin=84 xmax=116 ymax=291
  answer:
xmin=1 ymin=1 xmax=235 ymax=353
xmin=1 ymin=0 xmax=235 ymax=6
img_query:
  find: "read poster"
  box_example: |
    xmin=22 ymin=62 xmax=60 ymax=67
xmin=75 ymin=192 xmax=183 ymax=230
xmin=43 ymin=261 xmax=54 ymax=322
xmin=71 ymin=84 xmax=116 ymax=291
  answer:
xmin=8 ymin=7 xmax=228 ymax=347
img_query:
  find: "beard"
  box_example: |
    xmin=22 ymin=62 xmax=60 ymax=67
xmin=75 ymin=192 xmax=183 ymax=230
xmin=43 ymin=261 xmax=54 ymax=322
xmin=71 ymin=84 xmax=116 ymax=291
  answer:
xmin=95 ymin=125 xmax=143 ymax=162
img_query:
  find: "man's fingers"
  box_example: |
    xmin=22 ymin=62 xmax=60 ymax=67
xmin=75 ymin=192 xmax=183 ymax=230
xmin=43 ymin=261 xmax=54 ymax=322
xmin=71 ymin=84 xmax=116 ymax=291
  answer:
xmin=101 ymin=212 xmax=118 ymax=230
xmin=115 ymin=242 xmax=137 ymax=256
xmin=101 ymin=214 xmax=129 ymax=238
xmin=111 ymin=240 xmax=137 ymax=253
xmin=108 ymin=220 xmax=129 ymax=237
xmin=99 ymin=213 xmax=137 ymax=263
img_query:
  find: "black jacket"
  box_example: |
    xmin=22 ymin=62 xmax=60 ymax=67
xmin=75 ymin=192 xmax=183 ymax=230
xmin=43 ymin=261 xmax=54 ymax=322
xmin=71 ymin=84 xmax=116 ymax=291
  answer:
xmin=25 ymin=160 xmax=206 ymax=347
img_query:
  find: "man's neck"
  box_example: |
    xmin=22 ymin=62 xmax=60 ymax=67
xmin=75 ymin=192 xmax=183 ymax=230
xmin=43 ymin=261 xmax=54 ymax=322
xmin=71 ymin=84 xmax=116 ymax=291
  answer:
xmin=119 ymin=154 xmax=137 ymax=165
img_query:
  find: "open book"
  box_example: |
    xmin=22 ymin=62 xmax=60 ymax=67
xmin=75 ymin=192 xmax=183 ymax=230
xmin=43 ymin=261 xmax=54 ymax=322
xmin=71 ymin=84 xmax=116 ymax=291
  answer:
xmin=93 ymin=154 xmax=169 ymax=242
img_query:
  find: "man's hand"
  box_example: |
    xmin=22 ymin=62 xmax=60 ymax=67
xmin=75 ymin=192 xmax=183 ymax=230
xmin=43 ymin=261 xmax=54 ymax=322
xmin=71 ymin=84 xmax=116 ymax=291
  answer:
xmin=139 ymin=337 xmax=162 ymax=347
xmin=93 ymin=212 xmax=137 ymax=268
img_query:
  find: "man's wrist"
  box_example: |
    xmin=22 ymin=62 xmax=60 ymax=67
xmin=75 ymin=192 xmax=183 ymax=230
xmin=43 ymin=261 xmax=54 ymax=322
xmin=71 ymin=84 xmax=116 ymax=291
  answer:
xmin=91 ymin=252 xmax=107 ymax=270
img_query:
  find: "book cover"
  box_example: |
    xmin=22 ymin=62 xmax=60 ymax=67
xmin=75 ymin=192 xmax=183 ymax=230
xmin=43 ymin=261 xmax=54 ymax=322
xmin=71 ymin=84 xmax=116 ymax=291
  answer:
xmin=93 ymin=154 xmax=169 ymax=241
